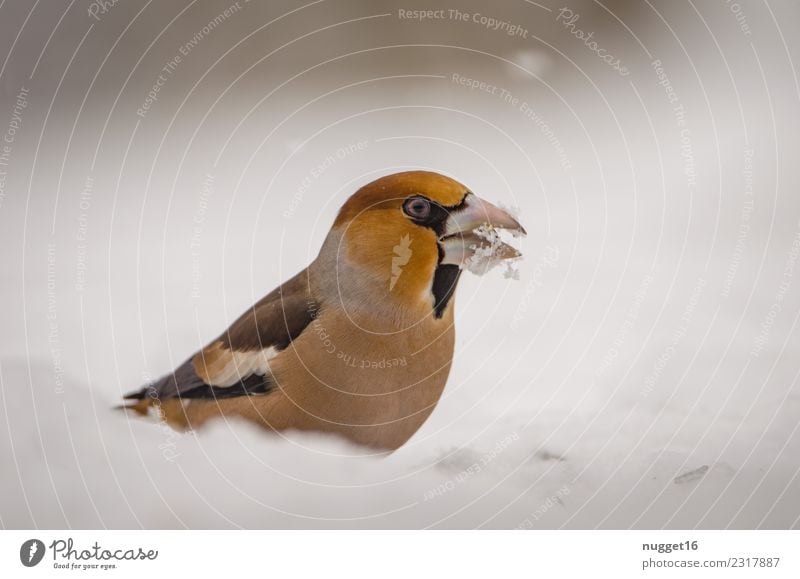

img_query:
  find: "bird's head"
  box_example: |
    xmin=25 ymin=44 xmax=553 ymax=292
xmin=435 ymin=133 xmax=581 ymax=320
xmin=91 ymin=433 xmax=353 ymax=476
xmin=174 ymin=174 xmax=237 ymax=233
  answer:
xmin=316 ymin=171 xmax=525 ymax=326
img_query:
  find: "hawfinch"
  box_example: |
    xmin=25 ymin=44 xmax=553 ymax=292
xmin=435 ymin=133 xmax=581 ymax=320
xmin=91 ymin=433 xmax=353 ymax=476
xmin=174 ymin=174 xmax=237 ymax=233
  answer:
xmin=124 ymin=171 xmax=525 ymax=450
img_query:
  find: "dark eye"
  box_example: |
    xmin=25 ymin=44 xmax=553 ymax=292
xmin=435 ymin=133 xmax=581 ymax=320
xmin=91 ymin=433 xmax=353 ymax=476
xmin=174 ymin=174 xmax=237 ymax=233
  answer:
xmin=403 ymin=197 xmax=431 ymax=220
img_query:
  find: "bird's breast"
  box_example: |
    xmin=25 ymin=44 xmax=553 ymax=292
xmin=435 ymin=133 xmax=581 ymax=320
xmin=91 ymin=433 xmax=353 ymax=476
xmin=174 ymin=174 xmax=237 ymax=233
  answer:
xmin=267 ymin=307 xmax=456 ymax=449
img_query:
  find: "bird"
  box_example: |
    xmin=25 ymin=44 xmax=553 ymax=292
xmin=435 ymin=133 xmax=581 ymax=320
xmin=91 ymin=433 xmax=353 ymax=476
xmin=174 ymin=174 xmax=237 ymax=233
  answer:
xmin=123 ymin=171 xmax=525 ymax=450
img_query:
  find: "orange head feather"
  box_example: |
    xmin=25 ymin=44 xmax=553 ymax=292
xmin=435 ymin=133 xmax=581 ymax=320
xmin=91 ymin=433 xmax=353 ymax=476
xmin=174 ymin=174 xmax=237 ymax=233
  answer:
xmin=331 ymin=172 xmax=468 ymax=311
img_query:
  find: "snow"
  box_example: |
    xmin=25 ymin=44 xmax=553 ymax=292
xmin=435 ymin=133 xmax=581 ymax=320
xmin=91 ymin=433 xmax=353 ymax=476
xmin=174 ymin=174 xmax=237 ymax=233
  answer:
xmin=2 ymin=353 xmax=797 ymax=529
xmin=462 ymin=224 xmax=523 ymax=278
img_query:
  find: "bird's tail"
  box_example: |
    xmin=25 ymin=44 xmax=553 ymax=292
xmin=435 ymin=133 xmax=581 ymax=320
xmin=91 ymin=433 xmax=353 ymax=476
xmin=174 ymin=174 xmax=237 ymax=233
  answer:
xmin=114 ymin=386 xmax=157 ymax=416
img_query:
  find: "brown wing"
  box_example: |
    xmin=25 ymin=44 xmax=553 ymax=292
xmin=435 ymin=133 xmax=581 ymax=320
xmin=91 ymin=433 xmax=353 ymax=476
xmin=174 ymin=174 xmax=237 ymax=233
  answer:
xmin=124 ymin=270 xmax=317 ymax=403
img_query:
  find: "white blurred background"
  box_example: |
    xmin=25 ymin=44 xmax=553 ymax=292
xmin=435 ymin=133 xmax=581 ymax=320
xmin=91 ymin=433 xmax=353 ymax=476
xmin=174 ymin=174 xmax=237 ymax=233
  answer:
xmin=1 ymin=0 xmax=799 ymax=528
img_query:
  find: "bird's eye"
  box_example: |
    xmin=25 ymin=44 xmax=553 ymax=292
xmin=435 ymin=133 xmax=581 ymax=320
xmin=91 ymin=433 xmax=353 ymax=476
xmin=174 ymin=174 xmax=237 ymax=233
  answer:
xmin=403 ymin=197 xmax=432 ymax=220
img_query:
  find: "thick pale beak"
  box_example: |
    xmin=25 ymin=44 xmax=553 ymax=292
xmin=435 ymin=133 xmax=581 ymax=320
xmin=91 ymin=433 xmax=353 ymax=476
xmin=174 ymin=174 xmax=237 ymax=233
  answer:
xmin=439 ymin=193 xmax=526 ymax=270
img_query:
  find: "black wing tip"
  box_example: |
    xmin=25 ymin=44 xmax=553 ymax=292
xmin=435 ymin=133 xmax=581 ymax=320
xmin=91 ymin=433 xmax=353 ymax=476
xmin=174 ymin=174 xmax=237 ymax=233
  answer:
xmin=123 ymin=360 xmax=273 ymax=404
xmin=179 ymin=376 xmax=272 ymax=399
xmin=122 ymin=386 xmax=158 ymax=400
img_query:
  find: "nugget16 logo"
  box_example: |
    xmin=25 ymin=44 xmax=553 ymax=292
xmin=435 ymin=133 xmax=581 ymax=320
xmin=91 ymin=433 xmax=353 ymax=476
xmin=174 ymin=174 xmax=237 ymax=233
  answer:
xmin=20 ymin=539 xmax=46 ymax=567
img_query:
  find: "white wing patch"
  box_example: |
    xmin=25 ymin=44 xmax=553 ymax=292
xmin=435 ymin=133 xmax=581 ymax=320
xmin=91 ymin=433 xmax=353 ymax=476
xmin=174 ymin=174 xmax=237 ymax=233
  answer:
xmin=206 ymin=347 xmax=278 ymax=387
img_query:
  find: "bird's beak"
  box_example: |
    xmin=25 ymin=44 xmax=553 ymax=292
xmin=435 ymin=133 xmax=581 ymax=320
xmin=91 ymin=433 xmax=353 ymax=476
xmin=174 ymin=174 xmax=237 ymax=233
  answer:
xmin=439 ymin=193 xmax=526 ymax=269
